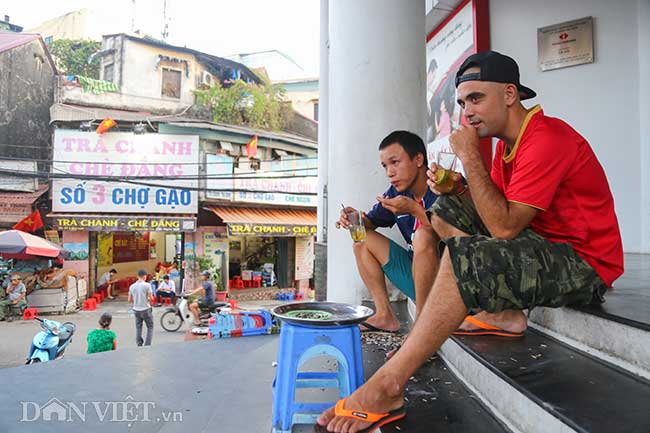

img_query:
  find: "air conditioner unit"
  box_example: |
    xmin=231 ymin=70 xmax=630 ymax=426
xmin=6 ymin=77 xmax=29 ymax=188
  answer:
xmin=200 ymin=71 xmax=212 ymax=87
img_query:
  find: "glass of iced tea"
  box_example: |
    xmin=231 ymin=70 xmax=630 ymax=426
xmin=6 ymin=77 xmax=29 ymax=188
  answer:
xmin=346 ymin=209 xmax=366 ymax=242
xmin=434 ymin=151 xmax=458 ymax=194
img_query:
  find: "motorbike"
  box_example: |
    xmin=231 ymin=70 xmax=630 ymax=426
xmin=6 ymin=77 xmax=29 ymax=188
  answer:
xmin=26 ymin=317 xmax=76 ymax=364
xmin=160 ymin=294 xmax=227 ymax=332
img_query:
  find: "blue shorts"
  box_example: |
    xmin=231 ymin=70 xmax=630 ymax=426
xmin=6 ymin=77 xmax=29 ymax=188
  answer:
xmin=381 ymin=240 xmax=415 ymax=300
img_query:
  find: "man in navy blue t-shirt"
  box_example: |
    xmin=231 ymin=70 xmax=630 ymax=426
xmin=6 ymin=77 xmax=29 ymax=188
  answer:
xmin=336 ymin=130 xmax=438 ymax=332
xmin=189 ymin=270 xmax=216 ymax=325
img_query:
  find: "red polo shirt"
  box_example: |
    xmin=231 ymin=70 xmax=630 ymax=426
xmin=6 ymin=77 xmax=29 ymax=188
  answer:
xmin=491 ymin=105 xmax=623 ymax=287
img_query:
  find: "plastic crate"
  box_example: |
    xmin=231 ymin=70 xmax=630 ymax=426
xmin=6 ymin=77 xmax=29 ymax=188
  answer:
xmin=208 ymin=310 xmax=274 ymax=339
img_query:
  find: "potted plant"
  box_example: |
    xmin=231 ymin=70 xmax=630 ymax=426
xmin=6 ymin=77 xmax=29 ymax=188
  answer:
xmin=197 ymin=257 xmax=227 ymax=301
xmin=213 ymin=268 xmax=227 ymax=302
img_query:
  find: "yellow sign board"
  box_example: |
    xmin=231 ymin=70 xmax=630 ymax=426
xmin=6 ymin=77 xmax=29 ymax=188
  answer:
xmin=54 ymin=216 xmax=197 ymax=232
xmin=227 ymin=223 xmax=316 ymax=237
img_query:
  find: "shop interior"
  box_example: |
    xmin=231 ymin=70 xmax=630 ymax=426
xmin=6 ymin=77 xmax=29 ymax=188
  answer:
xmin=93 ymin=231 xmax=184 ymax=293
xmin=227 ymin=235 xmax=295 ymax=289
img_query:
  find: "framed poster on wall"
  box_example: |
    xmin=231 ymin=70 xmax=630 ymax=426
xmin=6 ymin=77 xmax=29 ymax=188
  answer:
xmin=113 ymin=232 xmax=149 ymax=263
xmin=426 ymin=0 xmax=491 ymax=171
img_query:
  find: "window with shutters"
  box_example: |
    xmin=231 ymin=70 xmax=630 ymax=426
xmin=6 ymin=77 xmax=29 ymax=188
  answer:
xmin=161 ymin=68 xmax=181 ymax=99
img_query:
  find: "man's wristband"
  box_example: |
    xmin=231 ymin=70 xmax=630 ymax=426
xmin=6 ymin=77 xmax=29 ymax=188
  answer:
xmin=455 ymin=184 xmax=468 ymax=196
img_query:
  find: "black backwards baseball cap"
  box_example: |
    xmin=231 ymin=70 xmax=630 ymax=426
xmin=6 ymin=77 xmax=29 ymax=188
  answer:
xmin=455 ymin=51 xmax=536 ymax=100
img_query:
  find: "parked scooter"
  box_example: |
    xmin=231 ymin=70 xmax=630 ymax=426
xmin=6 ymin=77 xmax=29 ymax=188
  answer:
xmin=160 ymin=294 xmax=226 ymax=332
xmin=26 ymin=317 xmax=76 ymax=364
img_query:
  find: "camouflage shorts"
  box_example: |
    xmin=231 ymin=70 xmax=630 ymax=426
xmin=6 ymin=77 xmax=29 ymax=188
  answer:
xmin=430 ymin=194 xmax=606 ymax=313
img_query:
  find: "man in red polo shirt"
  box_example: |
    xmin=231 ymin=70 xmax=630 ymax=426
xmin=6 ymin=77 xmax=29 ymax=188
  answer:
xmin=314 ymin=51 xmax=623 ymax=433
xmin=442 ymin=51 xmax=624 ymax=336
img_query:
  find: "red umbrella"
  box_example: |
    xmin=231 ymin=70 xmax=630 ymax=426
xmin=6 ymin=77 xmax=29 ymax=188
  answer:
xmin=0 ymin=230 xmax=62 ymax=259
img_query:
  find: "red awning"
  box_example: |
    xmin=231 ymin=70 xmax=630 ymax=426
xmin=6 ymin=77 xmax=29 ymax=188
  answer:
xmin=207 ymin=206 xmax=316 ymax=237
xmin=207 ymin=206 xmax=316 ymax=226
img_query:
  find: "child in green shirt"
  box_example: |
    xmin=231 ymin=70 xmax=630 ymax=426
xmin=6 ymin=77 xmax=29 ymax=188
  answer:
xmin=87 ymin=312 xmax=117 ymax=354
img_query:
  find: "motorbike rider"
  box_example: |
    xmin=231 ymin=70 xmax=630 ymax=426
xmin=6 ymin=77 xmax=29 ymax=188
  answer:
xmin=188 ymin=270 xmax=215 ymax=326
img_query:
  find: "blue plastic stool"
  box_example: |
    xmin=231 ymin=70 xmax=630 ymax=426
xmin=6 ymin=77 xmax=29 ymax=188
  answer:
xmin=271 ymin=322 xmax=364 ymax=433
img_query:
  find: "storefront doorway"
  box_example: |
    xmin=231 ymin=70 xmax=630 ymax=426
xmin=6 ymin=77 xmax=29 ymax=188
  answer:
xmin=226 ymin=235 xmax=295 ymax=289
xmin=92 ymin=231 xmax=184 ymax=295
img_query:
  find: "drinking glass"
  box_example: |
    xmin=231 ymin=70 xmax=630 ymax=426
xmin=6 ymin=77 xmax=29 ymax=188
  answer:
xmin=433 ymin=151 xmax=458 ymax=194
xmin=346 ymin=209 xmax=366 ymax=242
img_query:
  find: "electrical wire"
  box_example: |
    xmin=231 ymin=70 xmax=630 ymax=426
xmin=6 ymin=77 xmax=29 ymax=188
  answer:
xmin=0 ymin=168 xmax=318 ymax=196
xmin=1 ymin=166 xmax=317 ymax=181
xmin=0 ymin=154 xmax=318 ymax=165
xmin=0 ymin=144 xmax=51 ymax=150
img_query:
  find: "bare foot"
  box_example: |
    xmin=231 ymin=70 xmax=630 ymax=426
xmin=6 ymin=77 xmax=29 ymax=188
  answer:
xmin=458 ymin=310 xmax=527 ymax=333
xmin=316 ymin=372 xmax=404 ymax=432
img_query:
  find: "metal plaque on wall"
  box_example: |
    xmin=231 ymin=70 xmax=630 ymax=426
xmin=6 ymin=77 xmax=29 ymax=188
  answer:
xmin=538 ymin=16 xmax=594 ymax=72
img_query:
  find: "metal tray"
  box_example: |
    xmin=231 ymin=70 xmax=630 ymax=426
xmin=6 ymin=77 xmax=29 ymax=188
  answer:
xmin=271 ymin=302 xmax=374 ymax=327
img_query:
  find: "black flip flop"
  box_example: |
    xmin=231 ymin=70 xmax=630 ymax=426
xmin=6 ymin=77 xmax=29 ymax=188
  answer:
xmin=359 ymin=322 xmax=399 ymax=334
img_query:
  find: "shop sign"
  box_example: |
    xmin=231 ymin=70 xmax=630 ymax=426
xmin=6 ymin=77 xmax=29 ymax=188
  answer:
xmin=227 ymin=223 xmax=316 ymax=237
xmin=53 ymin=215 xmax=197 ymax=232
xmin=98 ymin=233 xmax=113 ymax=266
xmin=113 ymin=232 xmax=149 ymax=263
xmin=203 ymin=233 xmax=228 ymax=270
xmin=52 ymin=130 xmax=199 ymax=214
xmin=44 ymin=230 xmax=61 ymax=245
xmin=205 ymin=154 xmax=234 ymax=201
xmin=0 ymin=160 xmax=37 ymax=192
xmin=295 ymin=237 xmax=314 ymax=280
xmin=538 ymin=17 xmax=594 ymax=72
xmin=207 ymin=155 xmax=317 ymax=207
xmin=0 ymin=201 xmax=32 ymax=224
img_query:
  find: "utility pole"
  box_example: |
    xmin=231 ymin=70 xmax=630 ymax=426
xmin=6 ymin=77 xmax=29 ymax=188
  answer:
xmin=131 ymin=0 xmax=136 ymax=32
xmin=161 ymin=0 xmax=170 ymax=41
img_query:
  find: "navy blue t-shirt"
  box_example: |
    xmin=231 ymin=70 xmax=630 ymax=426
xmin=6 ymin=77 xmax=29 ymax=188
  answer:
xmin=365 ymin=186 xmax=437 ymax=257
xmin=202 ymin=281 xmax=215 ymax=303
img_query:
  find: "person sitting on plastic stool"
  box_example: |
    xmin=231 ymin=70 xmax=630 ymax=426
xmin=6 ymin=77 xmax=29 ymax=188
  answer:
xmin=0 ymin=274 xmax=27 ymax=322
xmin=98 ymin=268 xmax=118 ymax=300
xmin=156 ymin=275 xmax=176 ymax=306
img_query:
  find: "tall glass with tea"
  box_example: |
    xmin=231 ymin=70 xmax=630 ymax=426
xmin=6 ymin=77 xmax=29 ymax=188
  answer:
xmin=434 ymin=151 xmax=458 ymax=194
xmin=346 ymin=209 xmax=366 ymax=242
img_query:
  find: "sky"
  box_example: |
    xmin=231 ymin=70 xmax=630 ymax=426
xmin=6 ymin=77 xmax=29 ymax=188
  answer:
xmin=0 ymin=0 xmax=320 ymax=77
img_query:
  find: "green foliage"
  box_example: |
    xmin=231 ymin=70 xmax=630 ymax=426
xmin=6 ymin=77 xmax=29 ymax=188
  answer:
xmin=196 ymin=256 xmax=214 ymax=271
xmin=195 ymin=256 xmax=224 ymax=291
xmin=194 ymin=79 xmax=292 ymax=130
xmin=213 ymin=268 xmax=225 ymax=292
xmin=48 ymin=39 xmax=102 ymax=78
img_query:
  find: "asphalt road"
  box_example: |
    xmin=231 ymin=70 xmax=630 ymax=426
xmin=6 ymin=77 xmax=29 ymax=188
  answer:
xmin=0 ymin=299 xmax=186 ymax=368
xmin=0 ymin=297 xmax=287 ymax=369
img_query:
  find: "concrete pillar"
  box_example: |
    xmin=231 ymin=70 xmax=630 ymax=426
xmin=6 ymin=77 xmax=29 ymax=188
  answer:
xmin=325 ymin=0 xmax=425 ymax=304
xmin=315 ymin=0 xmax=330 ymax=301
xmin=317 ymin=0 xmax=329 ymax=243
xmin=640 ymin=0 xmax=650 ymax=252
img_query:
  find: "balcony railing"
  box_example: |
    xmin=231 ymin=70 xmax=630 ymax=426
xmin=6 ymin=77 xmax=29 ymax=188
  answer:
xmin=54 ymin=75 xmax=191 ymax=114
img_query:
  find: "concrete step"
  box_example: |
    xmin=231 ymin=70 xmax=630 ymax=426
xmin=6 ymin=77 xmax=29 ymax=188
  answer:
xmin=529 ymin=305 xmax=650 ymax=380
xmin=360 ymin=334 xmax=511 ymax=433
xmin=529 ymin=254 xmax=650 ymax=381
xmin=353 ymin=300 xmax=512 ymax=433
xmin=410 ymin=254 xmax=650 ymax=432
xmin=439 ymin=328 xmax=650 ymax=433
